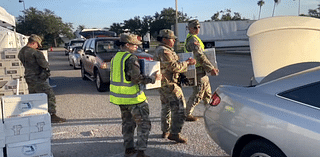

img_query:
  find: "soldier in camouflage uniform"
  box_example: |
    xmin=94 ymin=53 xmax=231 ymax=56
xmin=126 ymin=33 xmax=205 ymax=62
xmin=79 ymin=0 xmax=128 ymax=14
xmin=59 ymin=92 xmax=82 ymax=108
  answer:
xmin=154 ymin=29 xmax=196 ymax=143
xmin=110 ymin=33 xmax=161 ymax=157
xmin=18 ymin=34 xmax=66 ymax=123
xmin=184 ymin=20 xmax=219 ymax=121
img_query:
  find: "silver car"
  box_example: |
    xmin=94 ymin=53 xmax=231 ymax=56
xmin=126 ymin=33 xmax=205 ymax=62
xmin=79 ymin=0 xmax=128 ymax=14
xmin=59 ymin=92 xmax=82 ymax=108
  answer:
xmin=204 ymin=16 xmax=320 ymax=157
xmin=204 ymin=63 xmax=320 ymax=157
xmin=68 ymin=46 xmax=82 ymax=69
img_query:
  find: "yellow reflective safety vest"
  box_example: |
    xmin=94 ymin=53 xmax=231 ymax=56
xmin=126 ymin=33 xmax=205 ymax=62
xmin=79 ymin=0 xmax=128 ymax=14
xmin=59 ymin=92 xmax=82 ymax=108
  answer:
xmin=184 ymin=33 xmax=205 ymax=67
xmin=110 ymin=51 xmax=147 ymax=105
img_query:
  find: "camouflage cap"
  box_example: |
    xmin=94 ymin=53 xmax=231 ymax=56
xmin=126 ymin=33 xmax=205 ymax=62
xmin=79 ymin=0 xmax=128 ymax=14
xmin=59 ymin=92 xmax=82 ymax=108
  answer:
xmin=158 ymin=29 xmax=177 ymax=39
xmin=120 ymin=33 xmax=142 ymax=45
xmin=188 ymin=19 xmax=200 ymax=28
xmin=29 ymin=34 xmax=42 ymax=47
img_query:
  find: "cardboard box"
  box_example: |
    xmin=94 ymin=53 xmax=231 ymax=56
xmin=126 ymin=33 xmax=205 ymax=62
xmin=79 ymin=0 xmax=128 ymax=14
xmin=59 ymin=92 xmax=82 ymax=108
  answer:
xmin=139 ymin=60 xmax=161 ymax=89
xmin=4 ymin=113 xmax=51 ymax=144
xmin=0 ymin=147 xmax=3 ymax=157
xmin=2 ymin=51 xmax=18 ymax=60
xmin=4 ymin=117 xmax=30 ymax=144
xmin=0 ymin=68 xmax=5 ymax=76
xmin=177 ymin=52 xmax=197 ymax=86
xmin=203 ymin=48 xmax=218 ymax=69
xmin=6 ymin=138 xmax=52 ymax=157
xmin=0 ymin=60 xmax=22 ymax=69
xmin=1 ymin=93 xmax=48 ymax=119
xmin=0 ymin=90 xmax=14 ymax=97
xmin=0 ymin=123 xmax=5 ymax=148
xmin=5 ymin=67 xmax=24 ymax=75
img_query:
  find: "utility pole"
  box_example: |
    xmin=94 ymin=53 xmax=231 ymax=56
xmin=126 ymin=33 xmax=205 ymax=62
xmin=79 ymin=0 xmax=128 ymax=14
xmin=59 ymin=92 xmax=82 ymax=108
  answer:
xmin=19 ymin=0 xmax=26 ymax=22
xmin=174 ymin=0 xmax=179 ymax=51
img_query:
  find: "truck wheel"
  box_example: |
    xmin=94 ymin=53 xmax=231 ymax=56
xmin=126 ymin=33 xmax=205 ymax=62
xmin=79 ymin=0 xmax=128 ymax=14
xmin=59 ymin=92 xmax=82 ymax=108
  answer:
xmin=205 ymin=42 xmax=214 ymax=48
xmin=239 ymin=139 xmax=286 ymax=157
xmin=95 ymin=72 xmax=108 ymax=92
xmin=81 ymin=65 xmax=89 ymax=80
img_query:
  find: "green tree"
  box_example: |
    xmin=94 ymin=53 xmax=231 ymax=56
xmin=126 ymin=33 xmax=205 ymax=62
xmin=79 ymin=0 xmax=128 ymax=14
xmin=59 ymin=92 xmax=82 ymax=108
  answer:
xmin=307 ymin=4 xmax=320 ymax=18
xmin=272 ymin=0 xmax=281 ymax=17
xmin=16 ymin=7 xmax=74 ymax=48
xmin=208 ymin=9 xmax=247 ymax=21
xmin=257 ymin=0 xmax=265 ymax=19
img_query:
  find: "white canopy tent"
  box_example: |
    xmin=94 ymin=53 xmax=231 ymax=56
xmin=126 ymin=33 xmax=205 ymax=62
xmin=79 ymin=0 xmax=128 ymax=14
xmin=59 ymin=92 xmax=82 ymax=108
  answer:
xmin=0 ymin=6 xmax=28 ymax=51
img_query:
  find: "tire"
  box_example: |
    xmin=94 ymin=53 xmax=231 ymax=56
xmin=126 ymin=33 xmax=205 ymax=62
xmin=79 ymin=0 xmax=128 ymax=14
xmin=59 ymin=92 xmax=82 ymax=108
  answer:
xmin=95 ymin=71 xmax=108 ymax=92
xmin=240 ymin=139 xmax=286 ymax=157
xmin=73 ymin=60 xmax=77 ymax=69
xmin=205 ymin=42 xmax=214 ymax=48
xmin=81 ymin=65 xmax=89 ymax=80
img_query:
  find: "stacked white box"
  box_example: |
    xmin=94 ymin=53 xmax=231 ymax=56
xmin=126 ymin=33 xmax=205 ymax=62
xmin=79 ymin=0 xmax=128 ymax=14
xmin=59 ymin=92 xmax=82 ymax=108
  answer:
xmin=6 ymin=138 xmax=52 ymax=157
xmin=4 ymin=113 xmax=51 ymax=144
xmin=1 ymin=93 xmax=48 ymax=119
xmin=140 ymin=60 xmax=161 ymax=89
xmin=177 ymin=52 xmax=197 ymax=86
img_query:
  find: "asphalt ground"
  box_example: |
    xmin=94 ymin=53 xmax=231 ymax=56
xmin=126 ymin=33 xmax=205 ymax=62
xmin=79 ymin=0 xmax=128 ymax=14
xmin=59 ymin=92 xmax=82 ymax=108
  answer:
xmin=49 ymin=48 xmax=253 ymax=157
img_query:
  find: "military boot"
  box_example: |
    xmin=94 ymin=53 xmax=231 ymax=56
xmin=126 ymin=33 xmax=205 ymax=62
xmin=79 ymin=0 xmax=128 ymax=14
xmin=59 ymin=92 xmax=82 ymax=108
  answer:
xmin=162 ymin=132 xmax=169 ymax=138
xmin=125 ymin=148 xmax=137 ymax=157
xmin=136 ymin=150 xmax=150 ymax=157
xmin=185 ymin=115 xmax=198 ymax=121
xmin=168 ymin=133 xmax=187 ymax=143
xmin=51 ymin=114 xmax=66 ymax=123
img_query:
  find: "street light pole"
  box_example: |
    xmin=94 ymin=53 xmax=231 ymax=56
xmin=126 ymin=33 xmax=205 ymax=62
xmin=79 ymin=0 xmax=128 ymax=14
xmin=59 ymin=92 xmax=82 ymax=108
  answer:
xmin=174 ymin=0 xmax=179 ymax=51
xmin=19 ymin=0 xmax=26 ymax=22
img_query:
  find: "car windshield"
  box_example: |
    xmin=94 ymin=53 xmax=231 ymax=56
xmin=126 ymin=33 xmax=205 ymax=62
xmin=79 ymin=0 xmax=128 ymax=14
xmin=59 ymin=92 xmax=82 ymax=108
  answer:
xmin=70 ymin=41 xmax=85 ymax=46
xmin=96 ymin=40 xmax=119 ymax=53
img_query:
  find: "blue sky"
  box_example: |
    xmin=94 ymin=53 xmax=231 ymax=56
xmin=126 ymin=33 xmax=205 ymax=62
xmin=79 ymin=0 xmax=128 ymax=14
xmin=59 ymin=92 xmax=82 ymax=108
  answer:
xmin=1 ymin=0 xmax=319 ymax=30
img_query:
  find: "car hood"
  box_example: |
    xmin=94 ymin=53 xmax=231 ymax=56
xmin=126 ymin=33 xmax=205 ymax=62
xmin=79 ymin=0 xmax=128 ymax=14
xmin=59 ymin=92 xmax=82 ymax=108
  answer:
xmin=96 ymin=52 xmax=117 ymax=62
xmin=247 ymin=16 xmax=320 ymax=83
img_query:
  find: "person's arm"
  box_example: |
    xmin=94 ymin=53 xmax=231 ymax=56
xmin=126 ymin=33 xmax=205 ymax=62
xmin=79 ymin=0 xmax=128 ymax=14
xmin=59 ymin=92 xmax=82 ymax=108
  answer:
xmin=158 ymin=48 xmax=190 ymax=73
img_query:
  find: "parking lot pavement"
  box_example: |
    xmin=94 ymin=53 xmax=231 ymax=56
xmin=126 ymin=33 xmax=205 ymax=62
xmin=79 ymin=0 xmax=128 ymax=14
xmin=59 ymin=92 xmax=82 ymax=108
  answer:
xmin=48 ymin=50 xmax=252 ymax=157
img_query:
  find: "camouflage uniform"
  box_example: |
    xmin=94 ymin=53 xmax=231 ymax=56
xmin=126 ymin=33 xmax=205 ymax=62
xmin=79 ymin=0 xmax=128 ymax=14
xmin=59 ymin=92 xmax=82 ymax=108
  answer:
xmin=117 ymin=51 xmax=155 ymax=151
xmin=154 ymin=43 xmax=189 ymax=134
xmin=185 ymin=21 xmax=216 ymax=117
xmin=18 ymin=46 xmax=56 ymax=114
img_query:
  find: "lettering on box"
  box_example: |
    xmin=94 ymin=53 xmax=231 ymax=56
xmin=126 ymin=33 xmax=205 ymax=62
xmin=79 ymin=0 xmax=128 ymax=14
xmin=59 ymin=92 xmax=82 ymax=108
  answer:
xmin=5 ymin=55 xmax=16 ymax=59
xmin=36 ymin=122 xmax=45 ymax=132
xmin=19 ymin=102 xmax=33 ymax=111
xmin=6 ymin=70 xmax=17 ymax=74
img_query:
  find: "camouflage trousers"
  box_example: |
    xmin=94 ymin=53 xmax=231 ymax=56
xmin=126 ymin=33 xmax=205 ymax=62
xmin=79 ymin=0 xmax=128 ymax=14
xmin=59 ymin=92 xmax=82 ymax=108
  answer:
xmin=159 ymin=83 xmax=186 ymax=134
xmin=119 ymin=101 xmax=151 ymax=150
xmin=26 ymin=79 xmax=56 ymax=114
xmin=186 ymin=74 xmax=212 ymax=116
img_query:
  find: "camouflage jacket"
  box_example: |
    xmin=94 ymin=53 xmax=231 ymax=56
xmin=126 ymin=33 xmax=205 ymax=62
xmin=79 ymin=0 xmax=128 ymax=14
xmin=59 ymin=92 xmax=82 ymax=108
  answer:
xmin=18 ymin=46 xmax=49 ymax=80
xmin=185 ymin=35 xmax=215 ymax=74
xmin=125 ymin=53 xmax=155 ymax=85
xmin=154 ymin=44 xmax=189 ymax=86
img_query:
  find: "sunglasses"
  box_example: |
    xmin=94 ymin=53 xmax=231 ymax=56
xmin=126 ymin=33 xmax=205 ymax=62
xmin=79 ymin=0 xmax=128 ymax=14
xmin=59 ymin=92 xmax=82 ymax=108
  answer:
xmin=194 ymin=26 xmax=200 ymax=29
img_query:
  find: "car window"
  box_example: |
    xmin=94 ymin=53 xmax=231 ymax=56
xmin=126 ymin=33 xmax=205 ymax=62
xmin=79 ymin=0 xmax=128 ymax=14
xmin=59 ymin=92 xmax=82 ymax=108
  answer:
xmin=82 ymin=40 xmax=90 ymax=52
xmin=96 ymin=40 xmax=119 ymax=53
xmin=70 ymin=40 xmax=85 ymax=46
xmin=89 ymin=40 xmax=95 ymax=51
xmin=278 ymin=81 xmax=320 ymax=108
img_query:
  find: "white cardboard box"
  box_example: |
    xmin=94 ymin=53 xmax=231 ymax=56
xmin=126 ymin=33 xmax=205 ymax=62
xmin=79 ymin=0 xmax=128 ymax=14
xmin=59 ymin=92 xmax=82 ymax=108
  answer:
xmin=6 ymin=138 xmax=52 ymax=157
xmin=4 ymin=113 xmax=51 ymax=144
xmin=1 ymin=93 xmax=48 ymax=119
xmin=0 ymin=123 xmax=5 ymax=148
xmin=140 ymin=60 xmax=161 ymax=89
xmin=0 ymin=147 xmax=3 ymax=157
xmin=4 ymin=117 xmax=30 ymax=144
xmin=177 ymin=52 xmax=197 ymax=86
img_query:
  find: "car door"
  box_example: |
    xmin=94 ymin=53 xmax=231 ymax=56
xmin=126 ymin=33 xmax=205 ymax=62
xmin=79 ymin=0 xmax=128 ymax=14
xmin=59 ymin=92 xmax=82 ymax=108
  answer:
xmin=83 ymin=40 xmax=96 ymax=75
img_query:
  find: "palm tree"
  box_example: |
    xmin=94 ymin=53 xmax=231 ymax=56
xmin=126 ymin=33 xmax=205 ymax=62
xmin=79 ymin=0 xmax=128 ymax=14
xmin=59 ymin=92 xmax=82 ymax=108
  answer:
xmin=257 ymin=0 xmax=265 ymax=19
xmin=272 ymin=0 xmax=281 ymax=17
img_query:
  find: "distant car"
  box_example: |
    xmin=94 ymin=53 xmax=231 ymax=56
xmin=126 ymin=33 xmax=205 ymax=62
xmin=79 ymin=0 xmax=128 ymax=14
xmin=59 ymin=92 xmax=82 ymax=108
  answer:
xmin=65 ymin=39 xmax=85 ymax=55
xmin=68 ymin=46 xmax=82 ymax=69
xmin=204 ymin=16 xmax=320 ymax=157
xmin=80 ymin=37 xmax=153 ymax=92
